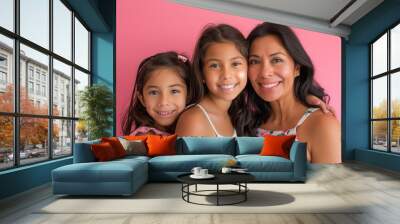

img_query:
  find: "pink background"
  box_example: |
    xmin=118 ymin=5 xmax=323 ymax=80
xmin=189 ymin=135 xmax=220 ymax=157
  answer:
xmin=116 ymin=0 xmax=341 ymax=136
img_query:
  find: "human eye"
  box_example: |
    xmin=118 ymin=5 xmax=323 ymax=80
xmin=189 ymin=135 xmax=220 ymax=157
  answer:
xmin=232 ymin=61 xmax=243 ymax=67
xmin=271 ymin=57 xmax=283 ymax=64
xmin=147 ymin=90 xmax=159 ymax=96
xmin=248 ymin=58 xmax=260 ymax=65
xmin=208 ymin=63 xmax=219 ymax=69
xmin=171 ymin=89 xmax=181 ymax=95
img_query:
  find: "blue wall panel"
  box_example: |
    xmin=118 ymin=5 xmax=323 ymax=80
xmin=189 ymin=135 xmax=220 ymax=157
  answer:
xmin=91 ymin=32 xmax=114 ymax=135
xmin=0 ymin=158 xmax=72 ymax=199
xmin=344 ymin=0 xmax=400 ymax=170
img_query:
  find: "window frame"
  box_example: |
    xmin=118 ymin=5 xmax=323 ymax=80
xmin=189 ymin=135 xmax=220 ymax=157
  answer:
xmin=370 ymin=20 xmax=400 ymax=154
xmin=0 ymin=0 xmax=92 ymax=171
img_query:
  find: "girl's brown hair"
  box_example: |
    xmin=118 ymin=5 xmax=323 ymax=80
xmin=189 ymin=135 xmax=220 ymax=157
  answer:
xmin=122 ymin=51 xmax=200 ymax=135
xmin=191 ymin=24 xmax=248 ymax=127
xmin=192 ymin=24 xmax=248 ymax=97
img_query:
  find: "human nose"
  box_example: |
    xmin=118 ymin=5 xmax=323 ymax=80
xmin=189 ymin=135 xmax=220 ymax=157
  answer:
xmin=221 ymin=64 xmax=233 ymax=80
xmin=260 ymin=60 xmax=273 ymax=78
xmin=157 ymin=92 xmax=170 ymax=106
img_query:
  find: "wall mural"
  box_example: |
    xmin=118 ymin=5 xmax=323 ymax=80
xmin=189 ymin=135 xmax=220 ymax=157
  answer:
xmin=116 ymin=0 xmax=341 ymax=163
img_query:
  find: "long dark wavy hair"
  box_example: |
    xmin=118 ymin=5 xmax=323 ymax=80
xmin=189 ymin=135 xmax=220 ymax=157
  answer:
xmin=192 ymin=24 xmax=248 ymax=124
xmin=121 ymin=51 xmax=200 ymax=135
xmin=233 ymin=22 xmax=330 ymax=136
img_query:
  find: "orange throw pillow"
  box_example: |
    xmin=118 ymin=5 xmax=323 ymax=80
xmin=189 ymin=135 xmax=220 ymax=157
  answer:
xmin=123 ymin=135 xmax=148 ymax=141
xmin=146 ymin=134 xmax=177 ymax=157
xmin=101 ymin=137 xmax=126 ymax=158
xmin=259 ymin=135 xmax=296 ymax=159
xmin=91 ymin=142 xmax=117 ymax=161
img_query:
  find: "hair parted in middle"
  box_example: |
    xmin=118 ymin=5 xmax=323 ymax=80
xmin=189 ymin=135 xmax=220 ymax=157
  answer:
xmin=191 ymin=23 xmax=249 ymax=97
xmin=233 ymin=22 xmax=329 ymax=136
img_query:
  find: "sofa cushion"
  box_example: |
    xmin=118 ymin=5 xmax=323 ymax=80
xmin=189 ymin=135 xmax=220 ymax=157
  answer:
xmin=101 ymin=137 xmax=127 ymax=158
xmin=236 ymin=155 xmax=293 ymax=172
xmin=114 ymin=155 xmax=150 ymax=164
xmin=73 ymin=140 xmax=100 ymax=163
xmin=52 ymin=158 xmax=147 ymax=183
xmin=148 ymin=154 xmax=235 ymax=172
xmin=260 ymin=135 xmax=296 ymax=159
xmin=118 ymin=138 xmax=147 ymax=156
xmin=235 ymin=137 xmax=264 ymax=155
xmin=123 ymin=135 xmax=148 ymax=141
xmin=146 ymin=134 xmax=177 ymax=156
xmin=91 ymin=142 xmax=118 ymax=161
xmin=177 ymin=137 xmax=235 ymax=155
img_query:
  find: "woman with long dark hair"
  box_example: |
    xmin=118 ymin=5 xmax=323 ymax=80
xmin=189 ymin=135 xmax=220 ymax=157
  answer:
xmin=234 ymin=22 xmax=341 ymax=163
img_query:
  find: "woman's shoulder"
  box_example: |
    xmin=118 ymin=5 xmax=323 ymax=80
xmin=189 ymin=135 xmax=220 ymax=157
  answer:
xmin=306 ymin=109 xmax=339 ymax=128
xmin=300 ymin=108 xmax=341 ymax=164
xmin=299 ymin=108 xmax=340 ymax=141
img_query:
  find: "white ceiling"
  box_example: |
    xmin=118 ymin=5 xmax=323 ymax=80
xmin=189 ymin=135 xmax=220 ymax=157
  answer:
xmin=172 ymin=0 xmax=384 ymax=37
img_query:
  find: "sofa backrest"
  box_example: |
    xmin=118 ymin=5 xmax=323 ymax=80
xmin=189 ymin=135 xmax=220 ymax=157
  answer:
xmin=73 ymin=139 xmax=100 ymax=163
xmin=235 ymin=137 xmax=264 ymax=155
xmin=176 ymin=137 xmax=236 ymax=155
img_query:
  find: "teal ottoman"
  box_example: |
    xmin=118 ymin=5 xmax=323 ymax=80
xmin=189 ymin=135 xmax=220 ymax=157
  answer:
xmin=52 ymin=156 xmax=148 ymax=196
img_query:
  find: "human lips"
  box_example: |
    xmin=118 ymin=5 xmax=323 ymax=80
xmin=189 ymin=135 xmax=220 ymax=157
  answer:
xmin=258 ymin=81 xmax=281 ymax=90
xmin=155 ymin=110 xmax=177 ymax=117
xmin=218 ymin=83 xmax=238 ymax=92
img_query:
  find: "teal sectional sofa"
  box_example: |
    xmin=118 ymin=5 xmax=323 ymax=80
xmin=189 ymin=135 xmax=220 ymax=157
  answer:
xmin=52 ymin=137 xmax=307 ymax=196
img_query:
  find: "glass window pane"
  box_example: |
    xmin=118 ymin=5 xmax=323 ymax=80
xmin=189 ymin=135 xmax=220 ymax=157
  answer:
xmin=391 ymin=72 xmax=400 ymax=118
xmin=0 ymin=34 xmax=14 ymax=112
xmin=0 ymin=0 xmax=14 ymax=32
xmin=75 ymin=120 xmax=88 ymax=143
xmin=74 ymin=69 xmax=89 ymax=118
xmin=0 ymin=116 xmax=13 ymax=170
xmin=20 ymin=44 xmax=49 ymax=115
xmin=74 ymin=17 xmax=89 ymax=70
xmin=20 ymin=117 xmax=49 ymax=165
xmin=53 ymin=119 xmax=72 ymax=158
xmin=391 ymin=120 xmax=400 ymax=153
xmin=391 ymin=24 xmax=400 ymax=70
xmin=20 ymin=0 xmax=49 ymax=49
xmin=53 ymin=59 xmax=72 ymax=117
xmin=53 ymin=0 xmax=72 ymax=60
xmin=372 ymin=77 xmax=387 ymax=119
xmin=372 ymin=121 xmax=388 ymax=151
xmin=372 ymin=33 xmax=387 ymax=76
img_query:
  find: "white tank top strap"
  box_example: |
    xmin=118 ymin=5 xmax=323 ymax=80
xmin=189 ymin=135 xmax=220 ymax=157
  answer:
xmin=196 ymin=104 xmax=237 ymax=137
xmin=196 ymin=104 xmax=221 ymax=137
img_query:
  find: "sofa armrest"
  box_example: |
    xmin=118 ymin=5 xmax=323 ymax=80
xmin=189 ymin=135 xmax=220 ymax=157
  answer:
xmin=289 ymin=141 xmax=307 ymax=181
xmin=73 ymin=140 xmax=100 ymax=163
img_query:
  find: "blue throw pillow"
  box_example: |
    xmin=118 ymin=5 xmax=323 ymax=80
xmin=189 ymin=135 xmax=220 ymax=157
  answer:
xmin=235 ymin=137 xmax=264 ymax=155
xmin=177 ymin=137 xmax=235 ymax=155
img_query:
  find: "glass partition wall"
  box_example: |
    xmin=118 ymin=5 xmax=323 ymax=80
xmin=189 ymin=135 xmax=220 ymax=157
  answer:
xmin=371 ymin=23 xmax=400 ymax=154
xmin=0 ymin=0 xmax=91 ymax=170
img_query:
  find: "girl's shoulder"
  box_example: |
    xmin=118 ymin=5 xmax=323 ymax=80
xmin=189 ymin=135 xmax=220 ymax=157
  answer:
xmin=178 ymin=104 xmax=207 ymax=121
xmin=175 ymin=104 xmax=214 ymax=136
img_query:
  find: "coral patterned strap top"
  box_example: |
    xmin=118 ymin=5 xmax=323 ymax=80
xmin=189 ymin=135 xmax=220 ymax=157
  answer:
xmin=256 ymin=108 xmax=319 ymax=137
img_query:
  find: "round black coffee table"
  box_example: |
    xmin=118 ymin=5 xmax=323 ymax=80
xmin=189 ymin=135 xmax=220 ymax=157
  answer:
xmin=177 ymin=173 xmax=255 ymax=206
